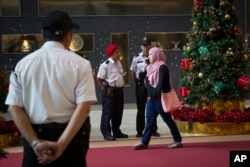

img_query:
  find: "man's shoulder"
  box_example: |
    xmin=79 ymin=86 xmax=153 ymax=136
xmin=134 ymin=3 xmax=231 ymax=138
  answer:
xmin=98 ymin=59 xmax=110 ymax=68
xmin=105 ymin=60 xmax=110 ymax=64
xmin=15 ymin=49 xmax=40 ymax=66
xmin=132 ymin=53 xmax=142 ymax=61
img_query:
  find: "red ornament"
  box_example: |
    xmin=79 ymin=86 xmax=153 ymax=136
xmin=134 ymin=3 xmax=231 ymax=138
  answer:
xmin=179 ymin=87 xmax=189 ymax=97
xmin=237 ymin=76 xmax=249 ymax=88
xmin=233 ymin=26 xmax=241 ymax=36
xmin=194 ymin=0 xmax=203 ymax=4
xmin=194 ymin=0 xmax=203 ymax=7
xmin=181 ymin=59 xmax=190 ymax=70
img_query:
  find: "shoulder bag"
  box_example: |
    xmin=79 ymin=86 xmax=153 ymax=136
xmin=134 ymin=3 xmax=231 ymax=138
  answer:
xmin=161 ymin=77 xmax=181 ymax=113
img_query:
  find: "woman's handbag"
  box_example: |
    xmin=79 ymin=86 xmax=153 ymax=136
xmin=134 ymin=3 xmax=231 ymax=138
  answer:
xmin=161 ymin=77 xmax=181 ymax=113
xmin=161 ymin=89 xmax=181 ymax=113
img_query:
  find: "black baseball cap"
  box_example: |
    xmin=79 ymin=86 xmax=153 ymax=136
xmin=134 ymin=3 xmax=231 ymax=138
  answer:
xmin=42 ymin=10 xmax=79 ymax=36
xmin=141 ymin=37 xmax=151 ymax=45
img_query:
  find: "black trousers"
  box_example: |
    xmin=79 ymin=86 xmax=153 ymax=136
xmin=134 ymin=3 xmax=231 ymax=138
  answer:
xmin=100 ymin=88 xmax=124 ymax=137
xmin=136 ymin=83 xmax=158 ymax=134
xmin=22 ymin=117 xmax=90 ymax=167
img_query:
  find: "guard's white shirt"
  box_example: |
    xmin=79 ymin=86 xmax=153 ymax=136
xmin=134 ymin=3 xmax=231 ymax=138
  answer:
xmin=97 ymin=57 xmax=124 ymax=87
xmin=5 ymin=41 xmax=97 ymax=124
xmin=130 ymin=52 xmax=148 ymax=79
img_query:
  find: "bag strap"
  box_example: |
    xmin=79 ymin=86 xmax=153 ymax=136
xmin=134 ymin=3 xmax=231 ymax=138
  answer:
xmin=169 ymin=75 xmax=174 ymax=90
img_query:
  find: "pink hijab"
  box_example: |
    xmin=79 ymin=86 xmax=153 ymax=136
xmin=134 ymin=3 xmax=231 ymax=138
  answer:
xmin=146 ymin=47 xmax=166 ymax=88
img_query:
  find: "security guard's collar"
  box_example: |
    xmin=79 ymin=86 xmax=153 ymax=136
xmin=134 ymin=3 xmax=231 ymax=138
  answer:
xmin=108 ymin=57 xmax=116 ymax=63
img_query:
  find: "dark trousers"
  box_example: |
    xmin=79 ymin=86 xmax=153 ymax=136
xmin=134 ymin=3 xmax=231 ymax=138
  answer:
xmin=100 ymin=88 xmax=124 ymax=137
xmin=22 ymin=117 xmax=90 ymax=167
xmin=142 ymin=99 xmax=182 ymax=145
xmin=136 ymin=83 xmax=158 ymax=134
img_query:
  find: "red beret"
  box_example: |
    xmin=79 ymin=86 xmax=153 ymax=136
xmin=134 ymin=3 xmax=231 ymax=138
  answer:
xmin=106 ymin=44 xmax=118 ymax=56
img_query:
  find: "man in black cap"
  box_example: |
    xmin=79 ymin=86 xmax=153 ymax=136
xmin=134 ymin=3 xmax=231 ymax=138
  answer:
xmin=5 ymin=10 xmax=97 ymax=166
xmin=130 ymin=37 xmax=160 ymax=138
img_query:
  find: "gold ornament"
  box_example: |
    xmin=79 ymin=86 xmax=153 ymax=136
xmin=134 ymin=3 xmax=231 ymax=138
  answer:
xmin=219 ymin=2 xmax=225 ymax=6
xmin=198 ymin=72 xmax=204 ymax=78
xmin=225 ymin=14 xmax=230 ymax=20
xmin=197 ymin=13 xmax=202 ymax=17
xmin=232 ymin=5 xmax=235 ymax=11
xmin=193 ymin=22 xmax=198 ymax=27
xmin=203 ymin=56 xmax=208 ymax=60
xmin=243 ymin=54 xmax=249 ymax=61
xmin=186 ymin=46 xmax=191 ymax=52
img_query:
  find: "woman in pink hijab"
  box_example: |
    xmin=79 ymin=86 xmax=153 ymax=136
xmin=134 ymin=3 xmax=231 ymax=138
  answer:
xmin=133 ymin=47 xmax=182 ymax=150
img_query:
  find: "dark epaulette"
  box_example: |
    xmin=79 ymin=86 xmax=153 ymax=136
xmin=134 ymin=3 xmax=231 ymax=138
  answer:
xmin=11 ymin=61 xmax=17 ymax=72
xmin=105 ymin=60 xmax=110 ymax=64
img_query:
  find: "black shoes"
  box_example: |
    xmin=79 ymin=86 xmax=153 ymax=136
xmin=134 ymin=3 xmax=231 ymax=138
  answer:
xmin=133 ymin=143 xmax=148 ymax=150
xmin=136 ymin=132 xmax=160 ymax=138
xmin=152 ymin=132 xmax=160 ymax=137
xmin=104 ymin=135 xmax=116 ymax=141
xmin=114 ymin=133 xmax=129 ymax=138
xmin=136 ymin=133 xmax=142 ymax=138
xmin=104 ymin=132 xmax=128 ymax=140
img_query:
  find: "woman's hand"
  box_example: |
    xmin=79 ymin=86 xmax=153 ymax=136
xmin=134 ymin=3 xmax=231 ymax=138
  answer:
xmin=142 ymin=62 xmax=148 ymax=72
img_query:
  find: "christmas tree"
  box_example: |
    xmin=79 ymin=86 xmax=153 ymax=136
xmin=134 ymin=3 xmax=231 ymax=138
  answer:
xmin=175 ymin=0 xmax=250 ymax=123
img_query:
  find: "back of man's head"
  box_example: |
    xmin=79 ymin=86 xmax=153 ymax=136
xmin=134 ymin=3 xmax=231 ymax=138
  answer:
xmin=42 ymin=10 xmax=79 ymax=41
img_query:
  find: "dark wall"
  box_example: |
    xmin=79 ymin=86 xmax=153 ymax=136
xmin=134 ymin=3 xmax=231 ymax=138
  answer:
xmin=0 ymin=0 xmax=246 ymax=104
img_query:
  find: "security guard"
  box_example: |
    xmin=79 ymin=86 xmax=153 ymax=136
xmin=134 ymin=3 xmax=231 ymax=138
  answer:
xmin=97 ymin=44 xmax=128 ymax=141
xmin=130 ymin=37 xmax=160 ymax=138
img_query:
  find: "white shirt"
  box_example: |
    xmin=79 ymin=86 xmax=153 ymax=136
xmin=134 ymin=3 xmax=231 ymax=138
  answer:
xmin=5 ymin=41 xmax=97 ymax=124
xmin=130 ymin=52 xmax=148 ymax=79
xmin=97 ymin=57 xmax=124 ymax=87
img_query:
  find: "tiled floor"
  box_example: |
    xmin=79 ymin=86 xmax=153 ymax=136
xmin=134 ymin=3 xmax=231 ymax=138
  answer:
xmin=90 ymin=103 xmax=187 ymax=141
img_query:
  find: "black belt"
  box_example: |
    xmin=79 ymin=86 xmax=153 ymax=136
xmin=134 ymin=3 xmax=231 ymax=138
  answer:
xmin=32 ymin=117 xmax=90 ymax=131
xmin=32 ymin=122 xmax=68 ymax=130
xmin=108 ymin=86 xmax=123 ymax=90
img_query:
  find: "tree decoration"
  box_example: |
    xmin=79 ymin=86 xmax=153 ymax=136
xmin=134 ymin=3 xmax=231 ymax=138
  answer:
xmin=193 ymin=21 xmax=198 ymax=27
xmin=225 ymin=14 xmax=230 ymax=20
xmin=194 ymin=0 xmax=203 ymax=8
xmin=201 ymin=96 xmax=210 ymax=110
xmin=226 ymin=47 xmax=234 ymax=56
xmin=198 ymin=46 xmax=209 ymax=56
xmin=179 ymin=87 xmax=189 ymax=97
xmin=212 ymin=81 xmax=225 ymax=94
xmin=198 ymin=72 xmax=204 ymax=78
xmin=186 ymin=46 xmax=192 ymax=53
xmin=194 ymin=0 xmax=203 ymax=5
xmin=233 ymin=26 xmax=241 ymax=36
xmin=181 ymin=59 xmax=190 ymax=70
xmin=237 ymin=76 xmax=249 ymax=88
xmin=242 ymin=54 xmax=248 ymax=61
